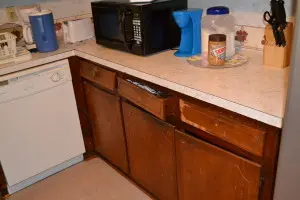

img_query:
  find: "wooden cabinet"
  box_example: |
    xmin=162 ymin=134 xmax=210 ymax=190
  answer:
xmin=122 ymin=102 xmax=177 ymax=200
xmin=80 ymin=60 xmax=117 ymax=92
xmin=69 ymin=57 xmax=93 ymax=153
xmin=118 ymin=78 xmax=177 ymax=121
xmin=179 ymin=99 xmax=266 ymax=157
xmin=71 ymin=57 xmax=280 ymax=200
xmin=0 ymin=162 xmax=7 ymax=198
xmin=84 ymin=82 xmax=129 ymax=174
xmin=179 ymin=97 xmax=281 ymax=200
xmin=176 ymin=130 xmax=261 ymax=200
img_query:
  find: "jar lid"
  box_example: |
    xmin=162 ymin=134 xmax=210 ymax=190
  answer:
xmin=209 ymin=34 xmax=226 ymax=42
xmin=207 ymin=6 xmax=230 ymax=15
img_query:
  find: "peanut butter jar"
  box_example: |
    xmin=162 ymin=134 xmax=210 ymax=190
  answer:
xmin=208 ymin=34 xmax=226 ymax=66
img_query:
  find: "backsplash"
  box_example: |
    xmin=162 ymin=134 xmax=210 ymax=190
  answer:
xmin=191 ymin=0 xmax=293 ymax=14
xmin=191 ymin=0 xmax=294 ymax=28
xmin=0 ymin=0 xmax=296 ymax=50
xmin=1 ymin=0 xmax=295 ymax=26
xmin=235 ymin=25 xmax=265 ymax=50
xmin=0 ymin=0 xmax=94 ymax=24
xmin=39 ymin=0 xmax=93 ymax=19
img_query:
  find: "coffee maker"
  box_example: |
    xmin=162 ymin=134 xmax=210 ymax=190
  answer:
xmin=172 ymin=9 xmax=203 ymax=57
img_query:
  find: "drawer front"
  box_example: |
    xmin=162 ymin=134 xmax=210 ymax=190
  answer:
xmin=180 ymin=99 xmax=266 ymax=157
xmin=118 ymin=78 xmax=170 ymax=120
xmin=80 ymin=60 xmax=116 ymax=91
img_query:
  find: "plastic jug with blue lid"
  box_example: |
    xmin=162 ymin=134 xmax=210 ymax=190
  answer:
xmin=202 ymin=6 xmax=236 ymax=58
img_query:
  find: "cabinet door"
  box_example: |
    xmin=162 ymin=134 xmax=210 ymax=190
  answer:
xmin=122 ymin=102 xmax=177 ymax=200
xmin=73 ymin=81 xmax=94 ymax=153
xmin=176 ymin=130 xmax=261 ymax=200
xmin=84 ymin=82 xmax=128 ymax=173
xmin=0 ymin=162 xmax=7 ymax=197
xmin=69 ymin=57 xmax=93 ymax=152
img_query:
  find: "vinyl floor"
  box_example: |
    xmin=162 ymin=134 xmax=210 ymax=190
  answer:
xmin=6 ymin=157 xmax=153 ymax=200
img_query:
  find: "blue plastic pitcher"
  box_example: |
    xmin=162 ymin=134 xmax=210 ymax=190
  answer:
xmin=29 ymin=10 xmax=58 ymax=53
xmin=173 ymin=9 xmax=203 ymax=57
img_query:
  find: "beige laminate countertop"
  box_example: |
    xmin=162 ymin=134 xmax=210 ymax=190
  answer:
xmin=0 ymin=39 xmax=289 ymax=128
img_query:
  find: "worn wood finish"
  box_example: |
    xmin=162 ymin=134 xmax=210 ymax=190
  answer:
xmin=73 ymin=57 xmax=281 ymax=200
xmin=118 ymin=77 xmax=176 ymax=121
xmin=176 ymin=130 xmax=261 ymax=200
xmin=80 ymin=60 xmax=117 ymax=91
xmin=0 ymin=163 xmax=7 ymax=198
xmin=74 ymin=81 xmax=94 ymax=153
xmin=183 ymin=123 xmax=262 ymax=164
xmin=84 ymin=82 xmax=129 ymax=174
xmin=122 ymin=101 xmax=177 ymax=200
xmin=69 ymin=56 xmax=82 ymax=84
xmin=179 ymin=97 xmax=281 ymax=200
xmin=179 ymin=99 xmax=266 ymax=157
xmin=259 ymin=127 xmax=281 ymax=200
xmin=0 ymin=172 xmax=4 ymax=190
xmin=69 ymin=57 xmax=94 ymax=153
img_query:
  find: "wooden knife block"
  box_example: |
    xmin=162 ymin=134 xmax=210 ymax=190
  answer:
xmin=263 ymin=23 xmax=294 ymax=68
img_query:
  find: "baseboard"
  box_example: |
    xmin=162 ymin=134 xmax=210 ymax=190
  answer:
xmin=7 ymin=154 xmax=84 ymax=194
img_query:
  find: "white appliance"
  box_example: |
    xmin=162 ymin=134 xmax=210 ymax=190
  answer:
xmin=63 ymin=18 xmax=94 ymax=44
xmin=0 ymin=59 xmax=85 ymax=194
xmin=17 ymin=5 xmax=41 ymax=24
xmin=15 ymin=5 xmax=40 ymax=50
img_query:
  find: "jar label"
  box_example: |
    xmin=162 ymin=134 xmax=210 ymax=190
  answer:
xmin=211 ymin=46 xmax=226 ymax=60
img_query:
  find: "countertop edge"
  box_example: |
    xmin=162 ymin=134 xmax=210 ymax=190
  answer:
xmin=75 ymin=50 xmax=283 ymax=128
xmin=0 ymin=51 xmax=75 ymax=75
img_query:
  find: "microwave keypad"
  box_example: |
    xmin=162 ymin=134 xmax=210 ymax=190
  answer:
xmin=133 ymin=19 xmax=142 ymax=44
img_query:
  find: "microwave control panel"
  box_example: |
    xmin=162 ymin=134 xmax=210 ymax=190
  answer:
xmin=133 ymin=17 xmax=142 ymax=45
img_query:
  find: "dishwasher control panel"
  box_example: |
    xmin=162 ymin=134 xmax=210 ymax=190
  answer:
xmin=51 ymin=71 xmax=65 ymax=82
xmin=0 ymin=63 xmax=71 ymax=104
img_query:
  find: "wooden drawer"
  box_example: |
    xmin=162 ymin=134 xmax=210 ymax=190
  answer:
xmin=118 ymin=77 xmax=176 ymax=121
xmin=80 ymin=60 xmax=116 ymax=91
xmin=179 ymin=99 xmax=266 ymax=157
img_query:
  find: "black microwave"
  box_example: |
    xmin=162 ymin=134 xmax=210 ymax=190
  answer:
xmin=91 ymin=0 xmax=187 ymax=56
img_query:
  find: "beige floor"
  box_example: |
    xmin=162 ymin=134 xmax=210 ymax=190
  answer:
xmin=7 ymin=158 xmax=153 ymax=200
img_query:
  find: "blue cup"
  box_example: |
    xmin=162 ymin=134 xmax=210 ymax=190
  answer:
xmin=29 ymin=10 xmax=58 ymax=53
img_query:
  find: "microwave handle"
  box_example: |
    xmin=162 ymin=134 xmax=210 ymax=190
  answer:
xmin=121 ymin=10 xmax=132 ymax=52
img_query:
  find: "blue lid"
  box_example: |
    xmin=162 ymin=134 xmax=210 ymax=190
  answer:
xmin=207 ymin=6 xmax=230 ymax=15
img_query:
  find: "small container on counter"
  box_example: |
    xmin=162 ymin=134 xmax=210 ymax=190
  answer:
xmin=208 ymin=34 xmax=226 ymax=66
xmin=202 ymin=6 xmax=235 ymax=58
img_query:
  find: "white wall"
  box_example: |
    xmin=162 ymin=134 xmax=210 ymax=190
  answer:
xmin=0 ymin=0 xmax=94 ymax=24
xmin=189 ymin=0 xmax=294 ymax=16
xmin=40 ymin=0 xmax=93 ymax=19
xmin=1 ymin=0 xmax=294 ymax=14
xmin=0 ymin=0 xmax=296 ymax=27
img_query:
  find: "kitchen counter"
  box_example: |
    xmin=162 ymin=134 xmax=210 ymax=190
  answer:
xmin=0 ymin=39 xmax=289 ymax=128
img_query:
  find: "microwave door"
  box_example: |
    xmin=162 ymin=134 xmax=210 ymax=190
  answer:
xmin=93 ymin=7 xmax=124 ymax=42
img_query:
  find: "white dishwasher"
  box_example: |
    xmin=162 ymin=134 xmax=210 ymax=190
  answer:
xmin=0 ymin=59 xmax=85 ymax=194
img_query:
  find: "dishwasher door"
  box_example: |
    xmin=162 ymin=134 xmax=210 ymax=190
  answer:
xmin=0 ymin=60 xmax=85 ymax=193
